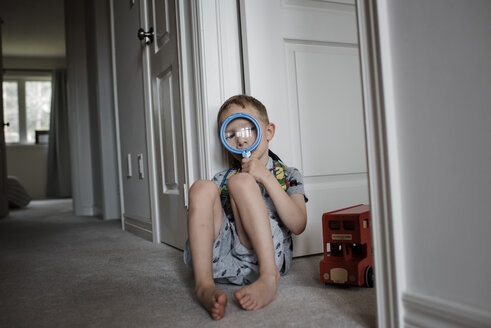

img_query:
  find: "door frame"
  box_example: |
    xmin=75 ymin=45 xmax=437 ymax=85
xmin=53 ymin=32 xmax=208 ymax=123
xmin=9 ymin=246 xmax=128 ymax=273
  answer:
xmin=108 ymin=0 xmax=124 ymax=230
xmin=0 ymin=17 xmax=9 ymax=218
xmin=185 ymin=0 xmax=243 ymax=180
xmin=139 ymin=0 xmax=161 ymax=243
xmin=356 ymin=1 xmax=404 ymax=327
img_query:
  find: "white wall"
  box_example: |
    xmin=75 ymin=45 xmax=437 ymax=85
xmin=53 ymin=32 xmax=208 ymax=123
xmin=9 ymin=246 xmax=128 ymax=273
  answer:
xmin=65 ymin=0 xmax=120 ymax=219
xmin=87 ymin=0 xmax=120 ymax=220
xmin=65 ymin=0 xmax=97 ymax=216
xmin=3 ymin=57 xmax=66 ymax=70
xmin=376 ymin=0 xmax=491 ymax=326
xmin=6 ymin=145 xmax=48 ymax=200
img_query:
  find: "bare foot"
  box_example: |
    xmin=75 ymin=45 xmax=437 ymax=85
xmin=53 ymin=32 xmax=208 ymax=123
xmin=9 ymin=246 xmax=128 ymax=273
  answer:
xmin=196 ymin=285 xmax=228 ymax=320
xmin=234 ymin=273 xmax=279 ymax=311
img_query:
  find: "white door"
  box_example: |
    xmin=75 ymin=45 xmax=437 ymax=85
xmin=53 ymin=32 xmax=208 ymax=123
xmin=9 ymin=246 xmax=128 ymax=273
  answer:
xmin=240 ymin=0 xmax=369 ymax=256
xmin=144 ymin=0 xmax=187 ymax=249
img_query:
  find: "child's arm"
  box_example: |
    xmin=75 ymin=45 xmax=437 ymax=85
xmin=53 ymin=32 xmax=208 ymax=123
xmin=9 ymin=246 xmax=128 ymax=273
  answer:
xmin=241 ymin=158 xmax=307 ymax=235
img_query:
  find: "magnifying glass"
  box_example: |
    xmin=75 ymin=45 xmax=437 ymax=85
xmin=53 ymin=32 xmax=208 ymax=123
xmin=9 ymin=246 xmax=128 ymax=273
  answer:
xmin=220 ymin=112 xmax=262 ymax=158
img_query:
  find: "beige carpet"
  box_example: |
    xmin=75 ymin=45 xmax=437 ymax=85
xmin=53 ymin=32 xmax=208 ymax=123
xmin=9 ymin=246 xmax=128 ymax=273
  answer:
xmin=0 ymin=199 xmax=377 ymax=327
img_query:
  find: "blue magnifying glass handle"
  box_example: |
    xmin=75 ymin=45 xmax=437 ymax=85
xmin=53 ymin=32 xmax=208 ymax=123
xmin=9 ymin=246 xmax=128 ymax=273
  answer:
xmin=220 ymin=112 xmax=262 ymax=158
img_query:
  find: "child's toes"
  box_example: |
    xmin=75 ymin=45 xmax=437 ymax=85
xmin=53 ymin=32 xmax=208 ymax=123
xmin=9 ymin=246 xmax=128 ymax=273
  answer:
xmin=239 ymin=296 xmax=254 ymax=310
xmin=217 ymin=292 xmax=227 ymax=306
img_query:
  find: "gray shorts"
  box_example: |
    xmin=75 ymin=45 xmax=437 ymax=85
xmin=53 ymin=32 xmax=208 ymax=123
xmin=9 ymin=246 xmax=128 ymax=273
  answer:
xmin=183 ymin=213 xmax=292 ymax=286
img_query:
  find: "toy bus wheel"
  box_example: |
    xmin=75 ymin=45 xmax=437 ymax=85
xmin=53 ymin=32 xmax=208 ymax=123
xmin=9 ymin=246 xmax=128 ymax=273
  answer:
xmin=364 ymin=266 xmax=374 ymax=288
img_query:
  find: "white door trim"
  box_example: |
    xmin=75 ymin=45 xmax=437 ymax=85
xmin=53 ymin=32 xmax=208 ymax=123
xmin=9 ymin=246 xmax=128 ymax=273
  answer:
xmin=108 ymin=0 xmax=125 ymax=230
xmin=188 ymin=0 xmax=243 ymax=180
xmin=140 ymin=0 xmax=161 ymax=244
xmin=356 ymin=1 xmax=405 ymax=327
xmin=177 ymin=0 xmax=209 ymax=184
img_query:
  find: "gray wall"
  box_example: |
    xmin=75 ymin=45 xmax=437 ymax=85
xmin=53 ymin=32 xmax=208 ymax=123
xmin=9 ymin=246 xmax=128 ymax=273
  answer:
xmin=6 ymin=145 xmax=48 ymax=199
xmin=379 ymin=0 xmax=491 ymax=325
xmin=65 ymin=0 xmax=120 ymax=219
xmin=86 ymin=0 xmax=120 ymax=220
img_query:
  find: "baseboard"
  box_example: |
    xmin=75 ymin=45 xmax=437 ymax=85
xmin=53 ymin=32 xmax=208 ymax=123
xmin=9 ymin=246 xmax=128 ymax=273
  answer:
xmin=403 ymin=291 xmax=491 ymax=328
xmin=74 ymin=204 xmax=101 ymax=217
xmin=123 ymin=214 xmax=153 ymax=242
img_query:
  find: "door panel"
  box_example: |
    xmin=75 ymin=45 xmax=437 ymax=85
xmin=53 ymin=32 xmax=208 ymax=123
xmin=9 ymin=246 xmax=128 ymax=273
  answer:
xmin=240 ymin=0 xmax=369 ymax=256
xmin=154 ymin=0 xmax=170 ymax=48
xmin=286 ymin=42 xmax=366 ymax=176
xmin=156 ymin=70 xmax=179 ymax=192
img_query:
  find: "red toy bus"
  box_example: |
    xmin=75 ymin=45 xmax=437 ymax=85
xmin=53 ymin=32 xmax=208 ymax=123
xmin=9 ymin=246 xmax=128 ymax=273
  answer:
xmin=319 ymin=204 xmax=374 ymax=287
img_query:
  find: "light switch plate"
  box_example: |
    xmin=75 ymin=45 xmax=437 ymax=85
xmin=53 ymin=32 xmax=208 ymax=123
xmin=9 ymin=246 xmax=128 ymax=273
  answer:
xmin=127 ymin=154 xmax=132 ymax=178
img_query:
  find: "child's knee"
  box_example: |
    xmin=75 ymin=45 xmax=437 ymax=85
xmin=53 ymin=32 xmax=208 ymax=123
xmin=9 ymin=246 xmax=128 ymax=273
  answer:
xmin=228 ymin=173 xmax=257 ymax=192
xmin=189 ymin=180 xmax=219 ymax=202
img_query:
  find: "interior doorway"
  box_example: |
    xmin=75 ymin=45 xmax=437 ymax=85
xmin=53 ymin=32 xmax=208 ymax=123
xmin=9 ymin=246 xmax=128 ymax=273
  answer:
xmin=0 ymin=19 xmax=9 ymax=218
xmin=0 ymin=0 xmax=69 ymax=216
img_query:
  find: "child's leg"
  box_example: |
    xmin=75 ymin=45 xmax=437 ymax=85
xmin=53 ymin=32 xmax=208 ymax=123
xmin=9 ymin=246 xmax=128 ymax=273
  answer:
xmin=227 ymin=173 xmax=280 ymax=311
xmin=187 ymin=180 xmax=227 ymax=320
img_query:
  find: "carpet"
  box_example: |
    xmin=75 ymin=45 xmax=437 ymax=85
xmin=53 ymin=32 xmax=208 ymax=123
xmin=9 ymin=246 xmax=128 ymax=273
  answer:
xmin=0 ymin=199 xmax=377 ymax=327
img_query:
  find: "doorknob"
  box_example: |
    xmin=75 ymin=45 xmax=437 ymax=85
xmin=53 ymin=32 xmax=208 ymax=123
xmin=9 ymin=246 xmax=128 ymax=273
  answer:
xmin=137 ymin=27 xmax=154 ymax=45
xmin=1 ymin=122 xmax=9 ymax=128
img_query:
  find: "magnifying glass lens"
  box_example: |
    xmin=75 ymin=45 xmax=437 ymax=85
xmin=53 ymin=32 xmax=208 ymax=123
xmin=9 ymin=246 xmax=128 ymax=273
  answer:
xmin=224 ymin=119 xmax=257 ymax=148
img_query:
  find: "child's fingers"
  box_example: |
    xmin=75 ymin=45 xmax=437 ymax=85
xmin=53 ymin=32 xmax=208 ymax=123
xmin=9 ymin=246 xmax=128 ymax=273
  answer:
xmin=241 ymin=158 xmax=251 ymax=171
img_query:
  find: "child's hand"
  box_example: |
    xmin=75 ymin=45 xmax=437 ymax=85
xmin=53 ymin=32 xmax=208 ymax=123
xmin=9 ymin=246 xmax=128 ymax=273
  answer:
xmin=241 ymin=158 xmax=270 ymax=183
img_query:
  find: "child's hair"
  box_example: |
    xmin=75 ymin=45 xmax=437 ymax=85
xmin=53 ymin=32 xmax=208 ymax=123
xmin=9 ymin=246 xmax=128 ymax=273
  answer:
xmin=216 ymin=94 xmax=269 ymax=132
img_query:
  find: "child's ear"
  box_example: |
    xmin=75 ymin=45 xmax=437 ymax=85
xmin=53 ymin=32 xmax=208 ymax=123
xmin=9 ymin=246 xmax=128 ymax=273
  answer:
xmin=265 ymin=122 xmax=276 ymax=141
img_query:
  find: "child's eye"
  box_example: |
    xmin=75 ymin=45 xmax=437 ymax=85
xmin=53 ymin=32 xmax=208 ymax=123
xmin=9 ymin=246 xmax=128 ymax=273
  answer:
xmin=224 ymin=127 xmax=255 ymax=140
xmin=236 ymin=127 xmax=255 ymax=138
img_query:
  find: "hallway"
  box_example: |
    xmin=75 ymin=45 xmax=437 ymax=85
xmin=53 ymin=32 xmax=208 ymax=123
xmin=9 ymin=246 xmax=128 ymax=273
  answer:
xmin=0 ymin=200 xmax=376 ymax=327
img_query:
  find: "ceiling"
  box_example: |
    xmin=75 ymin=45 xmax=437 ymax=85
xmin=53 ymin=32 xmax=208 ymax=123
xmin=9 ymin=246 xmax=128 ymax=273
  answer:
xmin=0 ymin=0 xmax=66 ymax=58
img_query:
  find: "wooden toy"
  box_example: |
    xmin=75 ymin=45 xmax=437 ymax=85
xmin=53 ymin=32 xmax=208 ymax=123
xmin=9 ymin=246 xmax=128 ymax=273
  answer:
xmin=319 ymin=204 xmax=374 ymax=287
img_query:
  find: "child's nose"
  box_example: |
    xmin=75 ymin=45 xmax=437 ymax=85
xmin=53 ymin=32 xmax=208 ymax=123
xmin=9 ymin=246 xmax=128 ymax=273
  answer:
xmin=236 ymin=137 xmax=249 ymax=148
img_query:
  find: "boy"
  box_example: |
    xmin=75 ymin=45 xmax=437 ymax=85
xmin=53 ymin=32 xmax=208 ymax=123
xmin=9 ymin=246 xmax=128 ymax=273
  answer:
xmin=184 ymin=95 xmax=307 ymax=320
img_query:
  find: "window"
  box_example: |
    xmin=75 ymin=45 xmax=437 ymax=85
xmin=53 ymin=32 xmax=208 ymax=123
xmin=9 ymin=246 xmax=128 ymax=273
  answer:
xmin=330 ymin=243 xmax=343 ymax=257
xmin=2 ymin=72 xmax=52 ymax=144
xmin=352 ymin=243 xmax=367 ymax=258
xmin=329 ymin=220 xmax=341 ymax=230
xmin=343 ymin=220 xmax=355 ymax=230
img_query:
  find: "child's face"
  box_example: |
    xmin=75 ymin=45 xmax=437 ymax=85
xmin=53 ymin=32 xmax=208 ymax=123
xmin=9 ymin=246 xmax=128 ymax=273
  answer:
xmin=218 ymin=104 xmax=275 ymax=163
xmin=223 ymin=117 xmax=258 ymax=150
